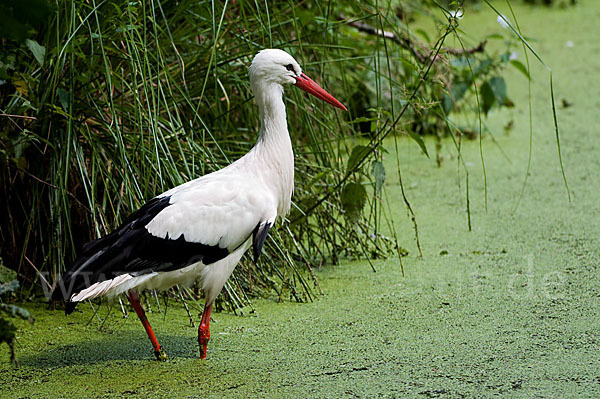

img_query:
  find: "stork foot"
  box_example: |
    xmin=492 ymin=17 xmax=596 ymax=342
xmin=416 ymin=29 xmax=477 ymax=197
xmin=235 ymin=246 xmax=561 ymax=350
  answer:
xmin=198 ymin=302 xmax=213 ymax=359
xmin=154 ymin=347 xmax=168 ymax=362
xmin=198 ymin=329 xmax=210 ymax=359
xmin=127 ymin=291 xmax=167 ymax=362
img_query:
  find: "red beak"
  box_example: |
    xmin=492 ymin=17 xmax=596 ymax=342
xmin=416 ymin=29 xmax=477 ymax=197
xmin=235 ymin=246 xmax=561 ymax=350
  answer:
xmin=294 ymin=73 xmax=347 ymax=111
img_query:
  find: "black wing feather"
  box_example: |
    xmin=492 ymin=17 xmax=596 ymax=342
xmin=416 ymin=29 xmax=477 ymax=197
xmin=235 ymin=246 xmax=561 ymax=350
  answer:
xmin=252 ymin=221 xmax=271 ymax=264
xmin=51 ymin=196 xmax=230 ymax=313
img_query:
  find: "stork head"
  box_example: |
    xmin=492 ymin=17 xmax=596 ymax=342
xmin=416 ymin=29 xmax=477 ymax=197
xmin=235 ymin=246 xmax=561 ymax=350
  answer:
xmin=249 ymin=49 xmax=347 ymax=111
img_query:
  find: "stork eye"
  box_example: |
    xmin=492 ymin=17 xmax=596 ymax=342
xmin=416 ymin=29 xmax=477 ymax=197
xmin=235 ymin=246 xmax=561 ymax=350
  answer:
xmin=285 ymin=64 xmax=295 ymax=72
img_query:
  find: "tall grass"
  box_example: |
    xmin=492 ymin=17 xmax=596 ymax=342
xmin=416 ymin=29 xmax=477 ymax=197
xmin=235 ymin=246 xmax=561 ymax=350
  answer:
xmin=0 ymin=0 xmax=547 ymax=311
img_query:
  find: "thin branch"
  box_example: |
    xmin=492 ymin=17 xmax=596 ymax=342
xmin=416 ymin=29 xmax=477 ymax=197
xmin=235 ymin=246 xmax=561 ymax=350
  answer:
xmin=444 ymin=40 xmax=487 ymax=56
xmin=339 ymin=14 xmax=487 ymax=63
xmin=0 ymin=113 xmax=37 ymax=120
xmin=339 ymin=13 xmax=428 ymax=63
xmin=24 ymin=255 xmax=51 ymax=291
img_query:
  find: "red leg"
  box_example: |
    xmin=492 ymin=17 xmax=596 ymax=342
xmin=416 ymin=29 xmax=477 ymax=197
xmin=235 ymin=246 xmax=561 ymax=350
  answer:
xmin=198 ymin=302 xmax=213 ymax=359
xmin=127 ymin=291 xmax=168 ymax=361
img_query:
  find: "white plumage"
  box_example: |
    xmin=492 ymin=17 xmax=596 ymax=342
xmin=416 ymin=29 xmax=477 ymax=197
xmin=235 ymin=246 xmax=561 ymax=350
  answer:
xmin=51 ymin=49 xmax=346 ymax=360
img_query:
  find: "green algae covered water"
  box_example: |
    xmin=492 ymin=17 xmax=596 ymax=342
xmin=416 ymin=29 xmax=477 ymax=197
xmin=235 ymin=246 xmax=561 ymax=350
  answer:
xmin=2 ymin=2 xmax=600 ymax=397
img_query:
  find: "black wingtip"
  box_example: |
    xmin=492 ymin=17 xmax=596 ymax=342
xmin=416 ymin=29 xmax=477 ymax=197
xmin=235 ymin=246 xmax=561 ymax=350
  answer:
xmin=49 ymin=282 xmax=74 ymax=315
xmin=252 ymin=222 xmax=272 ymax=264
xmin=65 ymin=301 xmax=78 ymax=315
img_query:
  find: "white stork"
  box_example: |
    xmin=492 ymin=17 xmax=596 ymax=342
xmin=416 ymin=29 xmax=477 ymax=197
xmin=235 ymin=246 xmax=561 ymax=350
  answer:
xmin=51 ymin=49 xmax=347 ymax=360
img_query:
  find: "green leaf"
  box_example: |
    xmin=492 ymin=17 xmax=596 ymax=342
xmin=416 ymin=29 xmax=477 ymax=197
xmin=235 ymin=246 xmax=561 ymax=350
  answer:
xmin=442 ymin=94 xmax=452 ymax=114
xmin=472 ymin=59 xmax=491 ymax=77
xmin=510 ymin=60 xmax=530 ymax=80
xmin=415 ymin=28 xmax=431 ymax=43
xmin=480 ymin=81 xmax=495 ymax=115
xmin=347 ymin=116 xmax=377 ymax=125
xmin=371 ymin=161 xmax=386 ymax=195
xmin=26 ymin=39 xmax=45 ymax=66
xmin=0 ymin=280 xmax=18 ymax=295
xmin=0 ymin=303 xmax=34 ymax=322
xmin=0 ymin=318 xmax=17 ymax=344
xmin=341 ymin=182 xmax=367 ymax=221
xmin=116 ymin=24 xmax=137 ymax=33
xmin=443 ymin=82 xmax=468 ymax=113
xmin=57 ymin=88 xmax=71 ymax=111
xmin=346 ymin=145 xmax=371 ymax=174
xmin=485 ymin=33 xmax=504 ymax=40
xmin=0 ymin=264 xmax=17 ymax=284
xmin=489 ymin=76 xmax=507 ymax=105
xmin=407 ymin=130 xmax=429 ymax=158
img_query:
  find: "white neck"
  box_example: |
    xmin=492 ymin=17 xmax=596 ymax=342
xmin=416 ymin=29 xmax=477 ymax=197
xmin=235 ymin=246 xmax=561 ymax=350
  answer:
xmin=249 ymin=80 xmax=294 ymax=217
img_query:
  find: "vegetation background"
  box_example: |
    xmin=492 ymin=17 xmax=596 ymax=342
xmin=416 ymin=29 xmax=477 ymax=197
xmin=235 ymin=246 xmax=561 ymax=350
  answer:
xmin=0 ymin=0 xmax=571 ymax=363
